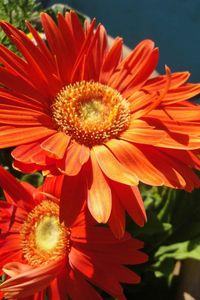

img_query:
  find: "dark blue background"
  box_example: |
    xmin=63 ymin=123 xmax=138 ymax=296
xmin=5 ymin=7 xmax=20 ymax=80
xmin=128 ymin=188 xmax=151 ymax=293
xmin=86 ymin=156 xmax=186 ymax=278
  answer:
xmin=43 ymin=0 xmax=200 ymax=82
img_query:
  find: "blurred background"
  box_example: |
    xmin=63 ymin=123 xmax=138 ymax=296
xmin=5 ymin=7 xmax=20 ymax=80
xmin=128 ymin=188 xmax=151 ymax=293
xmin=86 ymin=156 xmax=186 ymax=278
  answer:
xmin=41 ymin=0 xmax=200 ymax=83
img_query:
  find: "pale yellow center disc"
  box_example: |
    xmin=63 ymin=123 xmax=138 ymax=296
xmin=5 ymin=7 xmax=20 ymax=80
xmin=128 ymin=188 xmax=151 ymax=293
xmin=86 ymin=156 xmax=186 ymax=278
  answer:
xmin=35 ymin=216 xmax=62 ymax=252
xmin=52 ymin=81 xmax=130 ymax=147
xmin=21 ymin=200 xmax=70 ymax=266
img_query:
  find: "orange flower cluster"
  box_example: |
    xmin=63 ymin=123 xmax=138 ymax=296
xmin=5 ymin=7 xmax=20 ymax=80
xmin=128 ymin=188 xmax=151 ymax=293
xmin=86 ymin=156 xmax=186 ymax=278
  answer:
xmin=0 ymin=11 xmax=200 ymax=299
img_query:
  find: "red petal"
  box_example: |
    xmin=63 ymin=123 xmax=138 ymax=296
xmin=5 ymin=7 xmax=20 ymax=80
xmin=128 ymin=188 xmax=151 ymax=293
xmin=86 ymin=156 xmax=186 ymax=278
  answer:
xmin=13 ymin=160 xmax=42 ymax=174
xmin=0 ymin=166 xmax=33 ymax=209
xmin=41 ymin=175 xmax=64 ymax=200
xmin=0 ymin=201 xmax=14 ymax=233
xmin=108 ymin=191 xmax=125 ymax=239
xmin=69 ymin=248 xmax=124 ymax=298
xmin=59 ymin=173 xmax=86 ymax=227
xmin=1 ymin=259 xmax=65 ymax=299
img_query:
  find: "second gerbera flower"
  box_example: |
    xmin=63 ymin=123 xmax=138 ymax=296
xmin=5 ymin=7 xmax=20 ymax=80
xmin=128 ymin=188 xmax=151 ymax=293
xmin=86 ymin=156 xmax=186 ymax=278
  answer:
xmin=0 ymin=166 xmax=147 ymax=299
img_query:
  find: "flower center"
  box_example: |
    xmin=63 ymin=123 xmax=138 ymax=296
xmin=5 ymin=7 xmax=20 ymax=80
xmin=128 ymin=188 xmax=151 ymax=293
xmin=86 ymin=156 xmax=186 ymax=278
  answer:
xmin=20 ymin=200 xmax=70 ymax=267
xmin=52 ymin=81 xmax=130 ymax=147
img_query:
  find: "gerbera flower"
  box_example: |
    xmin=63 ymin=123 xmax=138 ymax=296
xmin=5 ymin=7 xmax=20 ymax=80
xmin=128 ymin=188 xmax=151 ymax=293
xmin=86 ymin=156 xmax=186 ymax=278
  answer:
xmin=0 ymin=166 xmax=147 ymax=299
xmin=0 ymin=12 xmax=200 ymax=234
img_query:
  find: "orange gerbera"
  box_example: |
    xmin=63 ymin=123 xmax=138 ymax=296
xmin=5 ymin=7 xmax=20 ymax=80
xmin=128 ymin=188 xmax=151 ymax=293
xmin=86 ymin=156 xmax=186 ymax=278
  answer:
xmin=1 ymin=12 xmax=200 ymax=234
xmin=0 ymin=166 xmax=147 ymax=300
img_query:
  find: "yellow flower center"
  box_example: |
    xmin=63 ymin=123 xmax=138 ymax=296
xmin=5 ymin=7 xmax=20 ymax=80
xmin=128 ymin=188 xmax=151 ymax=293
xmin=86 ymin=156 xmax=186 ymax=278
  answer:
xmin=52 ymin=81 xmax=130 ymax=147
xmin=20 ymin=200 xmax=70 ymax=267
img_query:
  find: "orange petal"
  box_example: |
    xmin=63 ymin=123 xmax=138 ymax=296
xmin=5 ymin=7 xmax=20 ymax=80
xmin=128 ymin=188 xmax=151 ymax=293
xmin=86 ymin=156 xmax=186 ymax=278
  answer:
xmin=120 ymin=127 xmax=165 ymax=145
xmin=121 ymin=48 xmax=159 ymax=98
xmin=57 ymin=142 xmax=89 ymax=176
xmin=12 ymin=140 xmax=47 ymax=165
xmin=111 ymin=181 xmax=146 ymax=227
xmin=0 ymin=105 xmax=52 ymax=126
xmin=137 ymin=144 xmax=196 ymax=190
xmin=163 ymin=149 xmax=200 ymax=170
xmin=131 ymin=66 xmax=171 ymax=120
xmin=0 ymin=88 xmax=49 ymax=113
xmin=86 ymin=24 xmax=107 ymax=81
xmin=99 ymin=37 xmax=122 ymax=84
xmin=108 ymin=39 xmax=156 ymax=90
xmin=88 ymin=153 xmax=112 ymax=223
xmin=92 ymin=145 xmax=138 ymax=186
xmin=1 ymin=20 xmax=54 ymax=77
xmin=155 ymin=105 xmax=200 ymax=121
xmin=65 ymin=11 xmax=85 ymax=54
xmin=41 ymin=132 xmax=71 ymax=159
xmin=0 ymin=126 xmax=56 ymax=148
xmin=70 ymin=18 xmax=96 ymax=82
xmin=163 ymin=83 xmax=200 ymax=104
xmin=144 ymin=71 xmax=200 ymax=105
xmin=145 ymin=71 xmax=190 ymax=90
xmin=25 ymin=22 xmax=54 ymax=66
xmin=9 ymin=35 xmax=53 ymax=97
xmin=106 ymin=139 xmax=164 ymax=186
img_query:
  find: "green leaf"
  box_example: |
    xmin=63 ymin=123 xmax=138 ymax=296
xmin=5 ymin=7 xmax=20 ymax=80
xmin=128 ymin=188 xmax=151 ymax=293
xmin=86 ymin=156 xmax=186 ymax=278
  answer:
xmin=21 ymin=172 xmax=43 ymax=187
xmin=155 ymin=238 xmax=200 ymax=262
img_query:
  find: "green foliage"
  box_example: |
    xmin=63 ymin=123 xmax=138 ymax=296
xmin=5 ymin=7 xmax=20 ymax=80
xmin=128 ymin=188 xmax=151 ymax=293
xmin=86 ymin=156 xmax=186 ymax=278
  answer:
xmin=125 ymin=185 xmax=200 ymax=299
xmin=21 ymin=172 xmax=44 ymax=187
xmin=0 ymin=0 xmax=40 ymax=24
xmin=0 ymin=1 xmax=88 ymax=52
xmin=0 ymin=0 xmax=41 ymax=51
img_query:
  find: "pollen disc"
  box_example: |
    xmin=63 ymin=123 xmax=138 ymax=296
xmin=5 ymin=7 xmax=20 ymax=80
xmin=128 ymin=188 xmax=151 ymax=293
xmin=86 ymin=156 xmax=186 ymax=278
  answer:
xmin=52 ymin=81 xmax=130 ymax=147
xmin=21 ymin=200 xmax=70 ymax=266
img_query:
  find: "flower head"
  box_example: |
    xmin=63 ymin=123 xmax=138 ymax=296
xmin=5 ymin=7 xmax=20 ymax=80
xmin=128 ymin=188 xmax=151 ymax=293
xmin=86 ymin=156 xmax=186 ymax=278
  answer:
xmin=0 ymin=166 xmax=147 ymax=299
xmin=0 ymin=12 xmax=200 ymax=235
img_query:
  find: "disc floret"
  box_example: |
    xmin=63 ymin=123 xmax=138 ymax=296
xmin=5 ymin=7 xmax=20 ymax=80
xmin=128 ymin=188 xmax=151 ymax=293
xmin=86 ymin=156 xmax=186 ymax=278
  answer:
xmin=52 ymin=81 xmax=131 ymax=147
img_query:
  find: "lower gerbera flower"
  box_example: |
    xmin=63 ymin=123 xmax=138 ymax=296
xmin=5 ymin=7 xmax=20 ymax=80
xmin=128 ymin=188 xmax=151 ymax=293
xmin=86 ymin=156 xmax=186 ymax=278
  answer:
xmin=0 ymin=166 xmax=147 ymax=299
xmin=1 ymin=12 xmax=200 ymax=235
